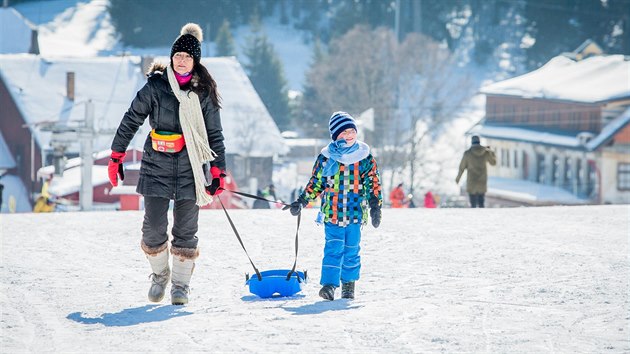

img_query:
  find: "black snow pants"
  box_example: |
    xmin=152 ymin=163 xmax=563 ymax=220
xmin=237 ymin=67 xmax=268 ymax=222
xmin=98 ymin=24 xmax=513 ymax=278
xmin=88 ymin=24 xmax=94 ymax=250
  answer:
xmin=469 ymin=193 xmax=485 ymax=208
xmin=142 ymin=196 xmax=200 ymax=249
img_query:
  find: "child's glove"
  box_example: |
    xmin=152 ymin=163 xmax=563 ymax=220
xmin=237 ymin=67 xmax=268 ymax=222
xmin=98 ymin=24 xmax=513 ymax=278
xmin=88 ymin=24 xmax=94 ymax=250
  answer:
xmin=283 ymin=196 xmax=308 ymax=216
xmin=108 ymin=151 xmax=126 ymax=187
xmin=369 ymin=197 xmax=381 ymax=228
xmin=206 ymin=166 xmax=226 ymax=195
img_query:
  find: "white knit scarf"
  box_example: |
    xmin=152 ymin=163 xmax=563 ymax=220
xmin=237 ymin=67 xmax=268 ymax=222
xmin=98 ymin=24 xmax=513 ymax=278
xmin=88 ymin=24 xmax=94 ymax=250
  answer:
xmin=167 ymin=65 xmax=216 ymax=206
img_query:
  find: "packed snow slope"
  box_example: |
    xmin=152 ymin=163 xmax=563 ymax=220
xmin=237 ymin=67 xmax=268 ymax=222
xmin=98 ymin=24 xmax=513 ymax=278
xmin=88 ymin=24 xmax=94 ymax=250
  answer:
xmin=1 ymin=205 xmax=628 ymax=353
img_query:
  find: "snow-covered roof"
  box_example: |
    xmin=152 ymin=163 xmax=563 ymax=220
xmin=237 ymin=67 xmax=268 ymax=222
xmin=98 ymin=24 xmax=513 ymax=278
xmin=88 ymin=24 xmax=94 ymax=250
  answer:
xmin=0 ymin=7 xmax=36 ymax=54
xmin=47 ymin=164 xmax=109 ymax=197
xmin=469 ymin=124 xmax=583 ymax=149
xmin=200 ymin=56 xmax=288 ymax=156
xmin=480 ymin=55 xmax=630 ymax=103
xmin=0 ymin=130 xmax=17 ymax=169
xmin=469 ymin=107 xmax=630 ymax=151
xmin=0 ymin=54 xmax=287 ymax=157
xmin=0 ymin=54 xmax=149 ymax=153
xmin=487 ymin=176 xmax=588 ymax=205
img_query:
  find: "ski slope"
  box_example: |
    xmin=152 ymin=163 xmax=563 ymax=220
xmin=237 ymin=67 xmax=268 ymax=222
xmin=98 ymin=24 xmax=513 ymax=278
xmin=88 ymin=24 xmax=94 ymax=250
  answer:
xmin=1 ymin=205 xmax=628 ymax=352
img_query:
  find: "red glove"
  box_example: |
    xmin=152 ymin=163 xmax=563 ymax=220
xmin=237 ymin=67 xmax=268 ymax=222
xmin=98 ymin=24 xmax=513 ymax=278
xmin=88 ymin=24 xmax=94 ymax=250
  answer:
xmin=206 ymin=166 xmax=225 ymax=195
xmin=108 ymin=151 xmax=126 ymax=187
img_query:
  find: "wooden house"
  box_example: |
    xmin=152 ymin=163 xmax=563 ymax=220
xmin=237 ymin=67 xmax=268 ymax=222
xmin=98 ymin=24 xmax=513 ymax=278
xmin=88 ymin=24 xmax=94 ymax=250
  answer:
xmin=470 ymin=42 xmax=630 ymax=205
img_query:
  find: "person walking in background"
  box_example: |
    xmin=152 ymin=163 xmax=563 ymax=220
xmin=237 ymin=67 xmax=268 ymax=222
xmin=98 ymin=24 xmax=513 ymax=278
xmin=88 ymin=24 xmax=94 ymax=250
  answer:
xmin=285 ymin=111 xmax=382 ymax=301
xmin=455 ymin=135 xmax=496 ymax=208
xmin=389 ymin=183 xmax=407 ymax=208
xmin=109 ymin=23 xmax=226 ymax=305
xmin=424 ymin=191 xmax=437 ymax=208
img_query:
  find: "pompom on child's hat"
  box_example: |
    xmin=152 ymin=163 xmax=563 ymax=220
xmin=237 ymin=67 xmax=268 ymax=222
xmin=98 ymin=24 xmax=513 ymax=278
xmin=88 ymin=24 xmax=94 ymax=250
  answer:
xmin=329 ymin=111 xmax=357 ymax=141
xmin=171 ymin=23 xmax=203 ymax=63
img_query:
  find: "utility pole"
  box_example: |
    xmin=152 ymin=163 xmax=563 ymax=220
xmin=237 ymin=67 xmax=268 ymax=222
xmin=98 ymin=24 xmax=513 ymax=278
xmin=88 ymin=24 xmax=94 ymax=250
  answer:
xmin=40 ymin=100 xmax=112 ymax=211
xmin=79 ymin=101 xmax=94 ymax=211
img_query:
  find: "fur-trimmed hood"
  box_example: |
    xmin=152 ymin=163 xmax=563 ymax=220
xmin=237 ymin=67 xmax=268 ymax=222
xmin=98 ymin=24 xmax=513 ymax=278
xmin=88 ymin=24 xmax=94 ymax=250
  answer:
xmin=146 ymin=61 xmax=168 ymax=77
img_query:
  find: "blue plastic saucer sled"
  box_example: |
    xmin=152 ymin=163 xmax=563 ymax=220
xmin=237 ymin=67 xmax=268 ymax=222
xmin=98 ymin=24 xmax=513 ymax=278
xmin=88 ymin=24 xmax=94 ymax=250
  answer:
xmin=246 ymin=270 xmax=308 ymax=298
xmin=216 ymin=194 xmax=307 ymax=299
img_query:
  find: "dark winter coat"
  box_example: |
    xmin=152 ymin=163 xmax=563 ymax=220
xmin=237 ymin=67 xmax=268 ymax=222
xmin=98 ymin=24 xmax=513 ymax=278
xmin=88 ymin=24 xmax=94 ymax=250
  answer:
xmin=455 ymin=145 xmax=496 ymax=194
xmin=111 ymin=63 xmax=225 ymax=200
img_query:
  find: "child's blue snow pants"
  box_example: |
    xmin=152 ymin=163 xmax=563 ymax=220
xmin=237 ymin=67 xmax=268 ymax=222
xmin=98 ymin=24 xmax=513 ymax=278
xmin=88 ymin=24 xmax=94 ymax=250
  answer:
xmin=320 ymin=222 xmax=361 ymax=287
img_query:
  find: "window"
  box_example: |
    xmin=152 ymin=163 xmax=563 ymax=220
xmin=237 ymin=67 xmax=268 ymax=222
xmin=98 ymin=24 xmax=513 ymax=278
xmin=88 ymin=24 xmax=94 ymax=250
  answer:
xmin=513 ymin=149 xmax=518 ymax=168
xmin=576 ymin=159 xmax=583 ymax=196
xmin=505 ymin=148 xmax=510 ymax=167
xmin=552 ymin=156 xmax=560 ymax=184
xmin=589 ymin=112 xmax=599 ymax=132
xmin=618 ymin=163 xmax=630 ymax=190
xmin=564 ymin=158 xmax=573 ymax=191
xmin=537 ymin=154 xmax=546 ymax=183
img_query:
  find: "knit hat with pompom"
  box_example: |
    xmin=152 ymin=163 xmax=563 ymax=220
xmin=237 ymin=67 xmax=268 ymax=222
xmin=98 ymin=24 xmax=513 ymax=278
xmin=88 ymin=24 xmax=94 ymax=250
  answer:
xmin=329 ymin=111 xmax=357 ymax=141
xmin=171 ymin=23 xmax=203 ymax=63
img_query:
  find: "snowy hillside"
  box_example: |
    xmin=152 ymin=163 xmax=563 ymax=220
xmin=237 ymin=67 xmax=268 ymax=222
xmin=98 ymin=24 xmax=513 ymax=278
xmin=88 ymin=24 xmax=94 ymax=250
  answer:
xmin=1 ymin=205 xmax=628 ymax=352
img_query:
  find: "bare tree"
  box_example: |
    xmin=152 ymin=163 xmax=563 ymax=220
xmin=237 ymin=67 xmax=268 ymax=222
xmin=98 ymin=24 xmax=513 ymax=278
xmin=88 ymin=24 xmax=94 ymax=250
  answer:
xmin=301 ymin=25 xmax=473 ymax=197
xmin=396 ymin=33 xmax=473 ymax=196
xmin=301 ymin=25 xmax=397 ymax=139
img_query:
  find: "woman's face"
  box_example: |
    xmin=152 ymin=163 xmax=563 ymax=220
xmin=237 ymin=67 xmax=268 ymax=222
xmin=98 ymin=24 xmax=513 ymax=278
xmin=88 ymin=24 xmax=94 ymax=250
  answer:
xmin=337 ymin=128 xmax=357 ymax=146
xmin=172 ymin=52 xmax=194 ymax=75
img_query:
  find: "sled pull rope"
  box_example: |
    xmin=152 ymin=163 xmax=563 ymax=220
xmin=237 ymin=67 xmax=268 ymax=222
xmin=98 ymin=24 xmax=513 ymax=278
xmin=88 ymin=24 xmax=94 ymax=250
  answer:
xmin=286 ymin=212 xmax=301 ymax=281
xmin=217 ymin=195 xmax=262 ymax=281
xmin=219 ymin=187 xmax=290 ymax=207
xmin=216 ymin=194 xmax=301 ymax=282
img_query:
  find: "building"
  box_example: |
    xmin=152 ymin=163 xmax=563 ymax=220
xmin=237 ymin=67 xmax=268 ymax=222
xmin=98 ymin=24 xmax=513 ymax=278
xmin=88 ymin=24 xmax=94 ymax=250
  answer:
xmin=470 ymin=42 xmax=630 ymax=205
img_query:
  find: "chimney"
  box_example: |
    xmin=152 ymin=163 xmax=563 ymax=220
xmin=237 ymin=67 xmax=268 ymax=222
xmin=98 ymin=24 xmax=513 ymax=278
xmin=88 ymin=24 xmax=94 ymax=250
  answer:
xmin=66 ymin=72 xmax=75 ymax=101
xmin=29 ymin=29 xmax=40 ymax=54
xmin=141 ymin=56 xmax=154 ymax=76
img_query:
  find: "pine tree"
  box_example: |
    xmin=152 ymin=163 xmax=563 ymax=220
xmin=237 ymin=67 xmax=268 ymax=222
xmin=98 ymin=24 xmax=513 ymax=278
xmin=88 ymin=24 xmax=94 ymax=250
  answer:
xmin=243 ymin=17 xmax=290 ymax=131
xmin=215 ymin=19 xmax=236 ymax=57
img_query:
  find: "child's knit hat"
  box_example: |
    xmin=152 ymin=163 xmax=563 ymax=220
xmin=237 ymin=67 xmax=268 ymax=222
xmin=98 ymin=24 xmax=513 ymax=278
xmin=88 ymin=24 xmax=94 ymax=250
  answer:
xmin=171 ymin=23 xmax=203 ymax=64
xmin=329 ymin=111 xmax=357 ymax=141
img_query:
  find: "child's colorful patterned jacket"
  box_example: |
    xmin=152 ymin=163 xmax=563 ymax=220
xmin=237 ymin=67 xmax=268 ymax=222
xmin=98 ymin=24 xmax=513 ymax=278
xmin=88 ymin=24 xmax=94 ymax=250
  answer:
xmin=299 ymin=141 xmax=382 ymax=226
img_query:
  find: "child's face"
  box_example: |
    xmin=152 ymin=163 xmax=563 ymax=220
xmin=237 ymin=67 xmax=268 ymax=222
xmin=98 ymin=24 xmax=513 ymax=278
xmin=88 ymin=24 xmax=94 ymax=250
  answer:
xmin=337 ymin=128 xmax=357 ymax=146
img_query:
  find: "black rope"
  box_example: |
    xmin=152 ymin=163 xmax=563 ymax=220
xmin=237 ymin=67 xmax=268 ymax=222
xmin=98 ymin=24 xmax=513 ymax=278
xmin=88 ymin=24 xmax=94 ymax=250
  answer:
xmin=286 ymin=212 xmax=301 ymax=280
xmin=219 ymin=187 xmax=290 ymax=207
xmin=217 ymin=195 xmax=262 ymax=281
xmin=216 ymin=190 xmax=302 ymax=282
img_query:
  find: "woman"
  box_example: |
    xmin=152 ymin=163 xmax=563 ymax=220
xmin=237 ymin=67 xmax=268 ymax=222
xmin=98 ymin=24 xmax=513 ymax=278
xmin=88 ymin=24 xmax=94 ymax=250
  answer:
xmin=108 ymin=23 xmax=226 ymax=305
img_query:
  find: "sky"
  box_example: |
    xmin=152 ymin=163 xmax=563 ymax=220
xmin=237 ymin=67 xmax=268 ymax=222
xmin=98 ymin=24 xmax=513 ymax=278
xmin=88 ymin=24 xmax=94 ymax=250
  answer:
xmin=1 ymin=205 xmax=628 ymax=352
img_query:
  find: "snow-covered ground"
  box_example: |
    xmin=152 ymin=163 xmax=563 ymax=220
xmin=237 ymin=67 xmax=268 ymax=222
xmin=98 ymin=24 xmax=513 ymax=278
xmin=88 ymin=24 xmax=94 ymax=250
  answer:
xmin=1 ymin=205 xmax=628 ymax=352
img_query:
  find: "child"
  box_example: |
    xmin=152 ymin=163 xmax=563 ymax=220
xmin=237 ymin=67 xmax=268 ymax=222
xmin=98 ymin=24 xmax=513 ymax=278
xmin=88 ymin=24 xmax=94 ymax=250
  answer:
xmin=285 ymin=111 xmax=382 ymax=300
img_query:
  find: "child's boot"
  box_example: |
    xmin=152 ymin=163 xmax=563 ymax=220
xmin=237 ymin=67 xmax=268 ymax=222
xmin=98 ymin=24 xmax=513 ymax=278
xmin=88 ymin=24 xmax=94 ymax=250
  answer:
xmin=319 ymin=285 xmax=336 ymax=300
xmin=142 ymin=241 xmax=170 ymax=303
xmin=341 ymin=281 xmax=355 ymax=299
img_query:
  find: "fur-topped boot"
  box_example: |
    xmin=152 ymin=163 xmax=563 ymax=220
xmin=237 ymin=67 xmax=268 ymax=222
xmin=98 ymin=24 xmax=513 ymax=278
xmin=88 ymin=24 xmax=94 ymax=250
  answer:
xmin=142 ymin=241 xmax=170 ymax=303
xmin=170 ymin=246 xmax=199 ymax=305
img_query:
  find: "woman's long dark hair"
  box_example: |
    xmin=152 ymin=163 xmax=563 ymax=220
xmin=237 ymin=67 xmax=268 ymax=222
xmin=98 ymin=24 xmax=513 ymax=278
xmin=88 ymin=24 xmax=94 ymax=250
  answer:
xmin=192 ymin=62 xmax=221 ymax=109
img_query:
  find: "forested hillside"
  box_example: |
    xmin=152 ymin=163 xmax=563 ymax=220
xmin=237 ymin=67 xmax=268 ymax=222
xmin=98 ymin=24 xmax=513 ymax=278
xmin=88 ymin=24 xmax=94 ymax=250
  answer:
xmin=105 ymin=0 xmax=629 ymax=70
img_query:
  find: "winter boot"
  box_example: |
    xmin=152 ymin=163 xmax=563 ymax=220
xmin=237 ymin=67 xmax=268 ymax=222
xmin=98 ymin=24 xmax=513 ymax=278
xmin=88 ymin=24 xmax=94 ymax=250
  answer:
xmin=142 ymin=241 xmax=170 ymax=303
xmin=319 ymin=285 xmax=336 ymax=301
xmin=170 ymin=247 xmax=198 ymax=305
xmin=341 ymin=281 xmax=355 ymax=299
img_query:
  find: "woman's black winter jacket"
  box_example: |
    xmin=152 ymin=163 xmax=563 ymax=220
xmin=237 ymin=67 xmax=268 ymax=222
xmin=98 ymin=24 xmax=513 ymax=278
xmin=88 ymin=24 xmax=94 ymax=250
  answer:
xmin=111 ymin=67 xmax=225 ymax=201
